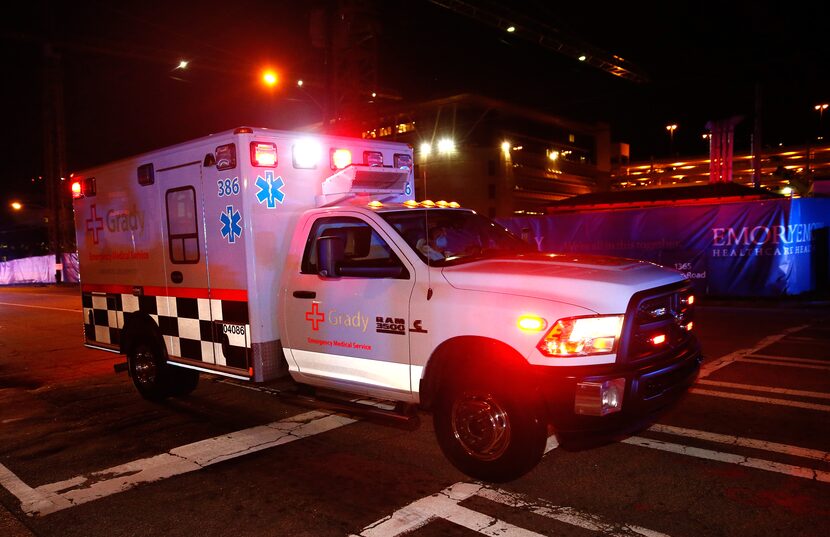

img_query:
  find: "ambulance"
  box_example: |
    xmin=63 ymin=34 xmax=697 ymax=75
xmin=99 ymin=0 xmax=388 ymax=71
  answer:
xmin=72 ymin=127 xmax=701 ymax=481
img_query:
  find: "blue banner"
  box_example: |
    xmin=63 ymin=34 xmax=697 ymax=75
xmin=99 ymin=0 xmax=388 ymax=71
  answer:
xmin=499 ymin=198 xmax=830 ymax=297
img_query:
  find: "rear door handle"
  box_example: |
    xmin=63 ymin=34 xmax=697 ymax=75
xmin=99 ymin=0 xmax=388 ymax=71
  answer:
xmin=292 ymin=290 xmax=316 ymax=299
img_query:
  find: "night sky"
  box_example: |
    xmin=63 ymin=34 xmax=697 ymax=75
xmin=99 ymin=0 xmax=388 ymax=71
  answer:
xmin=2 ymin=0 xmax=829 ymax=203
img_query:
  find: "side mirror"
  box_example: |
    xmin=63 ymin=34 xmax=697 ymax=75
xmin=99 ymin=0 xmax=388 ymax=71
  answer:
xmin=316 ymin=235 xmax=344 ymax=278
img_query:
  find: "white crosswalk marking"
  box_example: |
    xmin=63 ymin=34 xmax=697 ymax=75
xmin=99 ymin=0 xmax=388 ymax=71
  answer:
xmin=649 ymin=424 xmax=830 ymax=462
xmin=353 ymin=482 xmax=671 ymax=537
xmin=696 ymin=379 xmax=830 ymax=400
xmin=0 ymin=410 xmax=355 ymax=517
xmin=689 ymin=388 xmax=830 ymax=412
xmin=623 ymin=436 xmax=830 ymax=483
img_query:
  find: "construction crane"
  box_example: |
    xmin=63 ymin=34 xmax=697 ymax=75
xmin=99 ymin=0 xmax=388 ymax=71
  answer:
xmin=428 ymin=0 xmax=649 ymax=84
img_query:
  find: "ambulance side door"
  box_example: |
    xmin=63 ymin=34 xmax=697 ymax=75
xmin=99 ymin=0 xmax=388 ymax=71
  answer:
xmin=157 ymin=163 xmax=215 ymax=364
xmin=283 ymin=214 xmax=415 ymax=398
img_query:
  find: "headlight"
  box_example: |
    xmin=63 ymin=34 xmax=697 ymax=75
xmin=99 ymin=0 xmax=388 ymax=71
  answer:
xmin=537 ymin=315 xmax=624 ymax=357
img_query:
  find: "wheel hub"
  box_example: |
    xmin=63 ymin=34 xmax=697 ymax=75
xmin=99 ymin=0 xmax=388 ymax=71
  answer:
xmin=133 ymin=349 xmax=157 ymax=386
xmin=451 ymin=392 xmax=511 ymax=461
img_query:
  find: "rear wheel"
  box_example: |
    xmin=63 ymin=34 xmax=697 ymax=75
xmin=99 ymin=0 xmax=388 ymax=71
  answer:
xmin=128 ymin=341 xmax=169 ymax=400
xmin=128 ymin=341 xmax=198 ymax=400
xmin=434 ymin=371 xmax=547 ymax=482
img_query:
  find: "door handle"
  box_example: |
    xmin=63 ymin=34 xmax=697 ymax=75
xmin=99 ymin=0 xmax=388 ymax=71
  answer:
xmin=292 ymin=290 xmax=316 ymax=299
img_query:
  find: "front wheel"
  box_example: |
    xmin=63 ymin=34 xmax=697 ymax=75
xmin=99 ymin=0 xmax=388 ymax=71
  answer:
xmin=434 ymin=373 xmax=547 ymax=482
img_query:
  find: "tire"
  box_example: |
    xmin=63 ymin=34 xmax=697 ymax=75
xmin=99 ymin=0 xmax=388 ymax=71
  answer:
xmin=128 ymin=341 xmax=169 ymax=400
xmin=433 ymin=370 xmax=547 ymax=482
xmin=168 ymin=366 xmax=200 ymax=397
xmin=128 ymin=341 xmax=200 ymax=400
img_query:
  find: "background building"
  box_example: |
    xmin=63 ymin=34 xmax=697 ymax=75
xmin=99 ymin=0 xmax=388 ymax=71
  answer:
xmin=612 ymin=143 xmax=830 ymax=197
xmin=357 ymin=94 xmax=611 ymax=217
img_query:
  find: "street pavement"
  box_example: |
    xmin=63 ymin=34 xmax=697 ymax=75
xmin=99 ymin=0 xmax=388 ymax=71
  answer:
xmin=0 ymin=284 xmax=828 ymax=536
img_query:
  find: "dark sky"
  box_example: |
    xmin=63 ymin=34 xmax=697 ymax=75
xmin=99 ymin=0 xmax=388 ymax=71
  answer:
xmin=2 ymin=0 xmax=829 ymax=202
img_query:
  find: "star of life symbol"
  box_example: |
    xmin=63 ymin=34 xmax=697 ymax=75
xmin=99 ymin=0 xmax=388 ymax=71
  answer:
xmin=86 ymin=204 xmax=104 ymax=245
xmin=255 ymin=170 xmax=285 ymax=208
xmin=220 ymin=205 xmax=242 ymax=244
xmin=305 ymin=302 xmax=325 ymax=331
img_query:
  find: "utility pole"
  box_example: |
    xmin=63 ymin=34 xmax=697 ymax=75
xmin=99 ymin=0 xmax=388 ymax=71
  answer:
xmin=310 ymin=0 xmax=380 ymax=130
xmin=41 ymin=5 xmax=69 ymax=283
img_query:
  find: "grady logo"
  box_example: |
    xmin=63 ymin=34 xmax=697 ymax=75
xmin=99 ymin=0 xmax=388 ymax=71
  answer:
xmin=85 ymin=205 xmax=146 ymax=245
xmin=86 ymin=205 xmax=104 ymax=244
xmin=106 ymin=206 xmax=145 ymax=233
xmin=304 ymin=303 xmax=369 ymax=333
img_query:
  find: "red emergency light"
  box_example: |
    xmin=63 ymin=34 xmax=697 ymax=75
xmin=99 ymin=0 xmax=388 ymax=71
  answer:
xmin=251 ymin=142 xmax=277 ymax=167
xmin=71 ymin=177 xmax=96 ymax=198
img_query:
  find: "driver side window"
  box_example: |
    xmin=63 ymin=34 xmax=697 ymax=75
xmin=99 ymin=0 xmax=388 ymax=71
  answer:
xmin=301 ymin=216 xmax=409 ymax=279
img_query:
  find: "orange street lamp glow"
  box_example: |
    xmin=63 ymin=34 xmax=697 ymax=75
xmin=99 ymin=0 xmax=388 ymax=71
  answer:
xmin=10 ymin=201 xmax=22 ymax=210
xmin=262 ymin=70 xmax=279 ymax=87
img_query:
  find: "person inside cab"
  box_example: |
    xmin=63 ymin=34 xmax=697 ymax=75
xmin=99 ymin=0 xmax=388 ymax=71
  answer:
xmin=417 ymin=224 xmax=475 ymax=261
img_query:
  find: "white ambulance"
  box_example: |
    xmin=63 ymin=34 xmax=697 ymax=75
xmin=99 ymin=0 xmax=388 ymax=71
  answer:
xmin=72 ymin=127 xmax=701 ymax=481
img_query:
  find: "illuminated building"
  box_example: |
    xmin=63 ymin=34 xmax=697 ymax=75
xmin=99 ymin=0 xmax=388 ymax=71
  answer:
xmin=356 ymin=94 xmax=611 ymax=217
xmin=612 ymin=144 xmax=830 ymax=196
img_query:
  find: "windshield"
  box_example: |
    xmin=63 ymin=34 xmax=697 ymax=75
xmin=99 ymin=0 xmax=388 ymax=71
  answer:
xmin=380 ymin=209 xmax=534 ymax=266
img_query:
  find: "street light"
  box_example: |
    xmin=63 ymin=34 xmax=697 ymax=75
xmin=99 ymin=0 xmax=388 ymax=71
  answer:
xmin=261 ymin=68 xmax=279 ymax=88
xmin=437 ymin=137 xmax=456 ymax=155
xmin=10 ymin=201 xmax=23 ymax=211
xmin=666 ymin=124 xmax=678 ymax=155
xmin=814 ymin=103 xmax=828 ymax=140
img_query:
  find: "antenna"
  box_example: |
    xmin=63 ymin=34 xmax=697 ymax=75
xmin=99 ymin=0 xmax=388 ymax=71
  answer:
xmin=423 ymin=161 xmax=433 ymax=300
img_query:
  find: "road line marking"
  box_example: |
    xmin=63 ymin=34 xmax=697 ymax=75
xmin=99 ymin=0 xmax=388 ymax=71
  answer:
xmin=354 ymin=482 xmax=670 ymax=537
xmin=735 ymin=358 xmax=830 ymax=370
xmin=544 ymin=435 xmax=559 ymax=454
xmin=476 ymin=487 xmax=671 ymax=537
xmin=747 ymin=354 xmax=830 ymax=366
xmin=0 ymin=464 xmax=72 ymax=517
xmin=0 ymin=410 xmax=355 ymax=517
xmin=785 ymin=335 xmax=830 ymax=343
xmin=697 ymin=379 xmax=830 ymax=400
xmin=649 ymin=424 xmax=830 ymax=462
xmin=0 ymin=301 xmax=81 ymax=313
xmin=698 ymin=325 xmax=808 ymax=379
xmin=689 ymin=388 xmax=830 ymax=412
xmin=623 ymin=437 xmax=830 ymax=483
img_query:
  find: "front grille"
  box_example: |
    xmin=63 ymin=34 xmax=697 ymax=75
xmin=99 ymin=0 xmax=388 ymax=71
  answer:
xmin=618 ymin=281 xmax=695 ymax=364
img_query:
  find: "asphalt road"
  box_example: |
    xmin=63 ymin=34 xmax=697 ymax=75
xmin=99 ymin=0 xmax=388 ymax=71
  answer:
xmin=1 ymin=285 xmax=828 ymax=536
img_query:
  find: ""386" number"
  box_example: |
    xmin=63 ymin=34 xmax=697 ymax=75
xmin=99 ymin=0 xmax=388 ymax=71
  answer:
xmin=218 ymin=177 xmax=240 ymax=197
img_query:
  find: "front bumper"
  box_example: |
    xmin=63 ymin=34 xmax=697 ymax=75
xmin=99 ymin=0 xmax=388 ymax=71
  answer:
xmin=535 ymin=335 xmax=702 ymax=435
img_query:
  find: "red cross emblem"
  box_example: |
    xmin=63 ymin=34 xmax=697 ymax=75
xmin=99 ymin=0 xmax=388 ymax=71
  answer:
xmin=305 ymin=302 xmax=325 ymax=331
xmin=86 ymin=204 xmax=104 ymax=245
